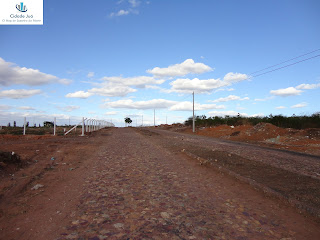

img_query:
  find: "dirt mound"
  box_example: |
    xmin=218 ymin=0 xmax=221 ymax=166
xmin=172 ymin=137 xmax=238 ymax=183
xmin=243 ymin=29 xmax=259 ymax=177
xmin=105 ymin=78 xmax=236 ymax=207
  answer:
xmin=175 ymin=123 xmax=320 ymax=156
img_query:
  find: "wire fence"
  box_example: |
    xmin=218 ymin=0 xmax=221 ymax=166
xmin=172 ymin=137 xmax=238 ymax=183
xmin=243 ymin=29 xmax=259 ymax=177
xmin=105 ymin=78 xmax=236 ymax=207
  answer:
xmin=0 ymin=117 xmax=114 ymax=136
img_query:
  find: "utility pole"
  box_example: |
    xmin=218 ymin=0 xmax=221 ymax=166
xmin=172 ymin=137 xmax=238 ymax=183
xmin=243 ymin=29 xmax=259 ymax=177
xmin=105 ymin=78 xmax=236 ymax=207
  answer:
xmin=154 ymin=109 xmax=155 ymax=127
xmin=193 ymin=91 xmax=195 ymax=133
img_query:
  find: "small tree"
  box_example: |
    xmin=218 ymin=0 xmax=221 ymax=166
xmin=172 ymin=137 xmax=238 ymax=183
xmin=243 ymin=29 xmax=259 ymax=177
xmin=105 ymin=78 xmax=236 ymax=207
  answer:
xmin=44 ymin=121 xmax=54 ymax=127
xmin=124 ymin=117 xmax=132 ymax=127
xmin=13 ymin=121 xmax=16 ymax=127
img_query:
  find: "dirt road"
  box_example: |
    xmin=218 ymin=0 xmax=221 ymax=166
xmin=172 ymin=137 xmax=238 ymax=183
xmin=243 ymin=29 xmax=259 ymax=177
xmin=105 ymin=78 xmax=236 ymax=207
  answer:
xmin=1 ymin=127 xmax=320 ymax=239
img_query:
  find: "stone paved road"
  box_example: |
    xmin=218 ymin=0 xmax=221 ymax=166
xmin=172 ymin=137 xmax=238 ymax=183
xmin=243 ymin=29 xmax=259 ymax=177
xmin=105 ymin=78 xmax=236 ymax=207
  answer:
xmin=57 ymin=128 xmax=320 ymax=240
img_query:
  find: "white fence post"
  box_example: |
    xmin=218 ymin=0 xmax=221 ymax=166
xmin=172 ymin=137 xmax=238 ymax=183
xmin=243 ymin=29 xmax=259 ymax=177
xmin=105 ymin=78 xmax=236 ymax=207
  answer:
xmin=86 ymin=119 xmax=89 ymax=132
xmin=54 ymin=117 xmax=56 ymax=136
xmin=23 ymin=117 xmax=26 ymax=135
xmin=81 ymin=117 xmax=85 ymax=136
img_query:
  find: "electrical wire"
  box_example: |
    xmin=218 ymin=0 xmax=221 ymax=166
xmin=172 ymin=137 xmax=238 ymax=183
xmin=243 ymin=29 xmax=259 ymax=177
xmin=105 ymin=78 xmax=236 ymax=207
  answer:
xmin=249 ymin=49 xmax=320 ymax=75
xmin=249 ymin=54 xmax=320 ymax=79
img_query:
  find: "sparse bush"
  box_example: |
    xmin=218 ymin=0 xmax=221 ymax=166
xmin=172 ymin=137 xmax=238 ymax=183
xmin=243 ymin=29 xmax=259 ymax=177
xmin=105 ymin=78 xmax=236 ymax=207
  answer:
xmin=185 ymin=113 xmax=320 ymax=129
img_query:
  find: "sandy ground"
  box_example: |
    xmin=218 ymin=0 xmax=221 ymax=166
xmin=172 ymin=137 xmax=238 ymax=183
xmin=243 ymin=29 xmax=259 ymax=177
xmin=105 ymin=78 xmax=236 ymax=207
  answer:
xmin=0 ymin=127 xmax=320 ymax=239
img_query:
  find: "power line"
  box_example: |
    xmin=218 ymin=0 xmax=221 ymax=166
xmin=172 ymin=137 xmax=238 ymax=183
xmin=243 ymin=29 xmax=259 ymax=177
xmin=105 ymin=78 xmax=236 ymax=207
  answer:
xmin=250 ymin=54 xmax=320 ymax=79
xmin=250 ymin=49 xmax=320 ymax=75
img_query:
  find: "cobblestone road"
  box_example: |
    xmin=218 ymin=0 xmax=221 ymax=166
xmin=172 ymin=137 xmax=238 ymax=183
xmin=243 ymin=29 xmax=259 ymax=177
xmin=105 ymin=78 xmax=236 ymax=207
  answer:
xmin=57 ymin=128 xmax=320 ymax=240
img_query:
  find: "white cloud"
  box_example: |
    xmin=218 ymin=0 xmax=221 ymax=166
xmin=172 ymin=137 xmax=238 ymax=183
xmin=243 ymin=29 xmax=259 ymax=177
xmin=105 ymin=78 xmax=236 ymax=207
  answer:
xmin=169 ymin=102 xmax=225 ymax=111
xmin=103 ymin=99 xmax=176 ymax=109
xmin=270 ymin=87 xmax=302 ymax=97
xmin=170 ymin=78 xmax=227 ymax=94
xmin=296 ymin=83 xmax=320 ymax=90
xmin=87 ymin=72 xmax=95 ymax=78
xmin=65 ymin=91 xmax=93 ymax=99
xmin=147 ymin=59 xmax=213 ymax=78
xmin=110 ymin=9 xmax=130 ymax=17
xmin=269 ymin=82 xmax=320 ymax=98
xmin=0 ymin=58 xmax=72 ymax=86
xmin=101 ymin=76 xmax=165 ymax=88
xmin=89 ymin=85 xmax=136 ymax=97
xmin=291 ymin=102 xmax=308 ymax=108
xmin=58 ymin=105 xmax=80 ymax=112
xmin=208 ymin=110 xmax=248 ymax=117
xmin=223 ymin=72 xmax=248 ymax=83
xmin=276 ymin=106 xmax=286 ymax=109
xmin=211 ymin=95 xmax=249 ymax=102
xmin=18 ymin=106 xmax=35 ymax=110
xmin=168 ymin=70 xmax=248 ymax=94
xmin=0 ymin=89 xmax=42 ymax=99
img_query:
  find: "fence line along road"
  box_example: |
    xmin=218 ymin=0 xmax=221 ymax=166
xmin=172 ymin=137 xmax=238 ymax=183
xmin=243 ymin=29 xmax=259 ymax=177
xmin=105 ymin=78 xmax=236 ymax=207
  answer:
xmin=14 ymin=117 xmax=114 ymax=136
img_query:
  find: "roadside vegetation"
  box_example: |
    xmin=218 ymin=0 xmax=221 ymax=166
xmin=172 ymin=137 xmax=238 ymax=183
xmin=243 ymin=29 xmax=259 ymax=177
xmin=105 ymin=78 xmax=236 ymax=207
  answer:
xmin=185 ymin=113 xmax=320 ymax=130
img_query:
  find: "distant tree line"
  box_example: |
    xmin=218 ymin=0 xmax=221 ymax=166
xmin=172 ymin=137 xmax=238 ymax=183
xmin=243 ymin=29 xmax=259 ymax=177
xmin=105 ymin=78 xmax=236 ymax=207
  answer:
xmin=184 ymin=113 xmax=320 ymax=129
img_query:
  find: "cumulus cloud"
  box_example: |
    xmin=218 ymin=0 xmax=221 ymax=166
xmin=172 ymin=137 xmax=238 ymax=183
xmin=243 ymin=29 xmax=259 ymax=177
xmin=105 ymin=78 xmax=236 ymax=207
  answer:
xmin=291 ymin=102 xmax=308 ymax=108
xmin=208 ymin=110 xmax=248 ymax=117
xmin=0 ymin=89 xmax=42 ymax=99
xmin=0 ymin=58 xmax=72 ymax=86
xmin=89 ymin=85 xmax=136 ymax=97
xmin=66 ymin=81 xmax=137 ymax=98
xmin=65 ymin=91 xmax=93 ymax=99
xmin=270 ymin=87 xmax=302 ymax=97
xmin=169 ymin=102 xmax=225 ymax=111
xmin=103 ymin=99 xmax=176 ymax=109
xmin=170 ymin=78 xmax=227 ymax=94
xmin=169 ymin=73 xmax=248 ymax=94
xmin=296 ymin=83 xmax=320 ymax=90
xmin=270 ymin=82 xmax=320 ymax=98
xmin=223 ymin=72 xmax=248 ymax=83
xmin=147 ymin=59 xmax=213 ymax=78
xmin=211 ymin=95 xmax=249 ymax=102
xmin=102 ymin=76 xmax=165 ymax=88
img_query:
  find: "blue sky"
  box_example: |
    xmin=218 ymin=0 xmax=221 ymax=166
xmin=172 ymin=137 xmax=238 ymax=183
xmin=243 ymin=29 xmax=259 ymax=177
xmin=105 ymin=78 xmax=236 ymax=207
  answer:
xmin=1 ymin=0 xmax=319 ymax=127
